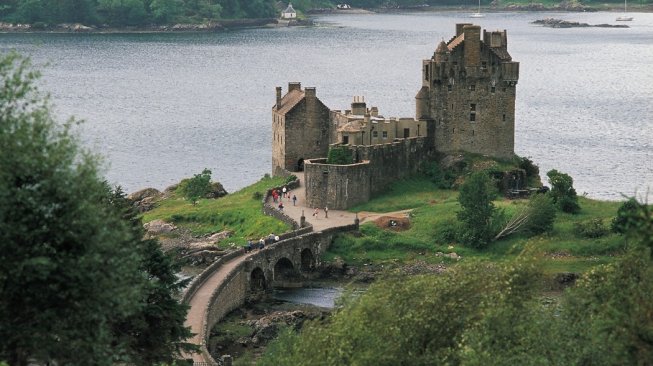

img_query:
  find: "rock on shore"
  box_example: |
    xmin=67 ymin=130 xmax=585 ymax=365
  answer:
xmin=532 ymin=18 xmax=629 ymax=28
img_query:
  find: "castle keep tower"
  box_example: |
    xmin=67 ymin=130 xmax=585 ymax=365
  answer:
xmin=272 ymin=82 xmax=330 ymax=174
xmin=416 ymin=23 xmax=519 ymax=158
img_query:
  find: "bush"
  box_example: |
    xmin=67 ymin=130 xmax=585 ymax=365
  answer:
xmin=434 ymin=219 xmax=461 ymax=244
xmin=574 ymin=218 xmax=609 ymax=238
xmin=252 ymin=191 xmax=263 ymax=201
xmin=547 ymin=169 xmax=580 ymax=213
xmin=525 ymin=194 xmax=556 ymax=235
xmin=326 ymin=146 xmax=353 ymax=165
xmin=611 ymin=198 xmax=640 ymax=234
xmin=518 ymin=156 xmax=539 ymax=179
xmin=285 ymin=174 xmax=298 ymax=184
xmin=179 ymin=168 xmax=212 ymax=205
xmin=457 ymin=172 xmax=498 ymax=249
xmin=421 ymin=161 xmax=457 ymax=189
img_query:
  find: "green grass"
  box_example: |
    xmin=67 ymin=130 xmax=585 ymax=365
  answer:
xmin=327 ymin=177 xmax=627 ymax=274
xmin=143 ymin=175 xmax=290 ymax=247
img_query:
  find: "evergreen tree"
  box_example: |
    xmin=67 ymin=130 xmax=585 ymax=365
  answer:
xmin=106 ymin=186 xmax=197 ymax=365
xmin=0 ymin=52 xmax=143 ymax=365
xmin=457 ymin=171 xmax=498 ymax=248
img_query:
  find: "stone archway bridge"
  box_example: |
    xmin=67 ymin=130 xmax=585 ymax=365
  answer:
xmin=181 ymin=179 xmax=359 ymax=365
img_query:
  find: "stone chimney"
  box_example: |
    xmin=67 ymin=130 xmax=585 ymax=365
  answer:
xmin=351 ymin=96 xmax=366 ymax=115
xmin=456 ymin=23 xmax=472 ymax=36
xmin=463 ymin=24 xmax=481 ymax=67
xmin=305 ymin=87 xmax=316 ymax=100
xmin=288 ymin=82 xmax=301 ymax=92
xmin=276 ymin=86 xmax=282 ymax=109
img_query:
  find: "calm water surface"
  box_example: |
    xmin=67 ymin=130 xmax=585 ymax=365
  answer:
xmin=1 ymin=12 xmax=651 ymax=200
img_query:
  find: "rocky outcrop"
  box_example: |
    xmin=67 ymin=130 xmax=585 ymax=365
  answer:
xmin=144 ymin=219 xmax=177 ymax=235
xmin=532 ymin=18 xmax=629 ymax=28
xmin=206 ymin=182 xmax=228 ymax=199
xmin=128 ymin=188 xmax=162 ymax=212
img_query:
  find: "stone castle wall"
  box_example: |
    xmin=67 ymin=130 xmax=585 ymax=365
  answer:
xmin=304 ymin=136 xmax=434 ymax=209
xmin=304 ymin=159 xmax=371 ymax=210
xmin=350 ymin=136 xmax=433 ymax=195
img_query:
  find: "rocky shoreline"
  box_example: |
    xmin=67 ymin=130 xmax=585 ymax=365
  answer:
xmin=532 ymin=18 xmax=630 ymax=28
xmin=0 ymin=18 xmax=312 ymax=33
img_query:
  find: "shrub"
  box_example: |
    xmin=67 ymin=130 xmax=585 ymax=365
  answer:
xmin=611 ymin=198 xmax=640 ymax=234
xmin=525 ymin=194 xmax=556 ymax=235
xmin=252 ymin=191 xmax=263 ymax=201
xmin=457 ymin=172 xmax=498 ymax=249
xmin=547 ymin=169 xmax=580 ymax=213
xmin=518 ymin=156 xmax=539 ymax=179
xmin=421 ymin=161 xmax=457 ymax=189
xmin=326 ymin=146 xmax=353 ymax=165
xmin=179 ymin=168 xmax=212 ymax=205
xmin=434 ymin=219 xmax=461 ymax=244
xmin=574 ymin=219 xmax=609 ymax=238
xmin=285 ymin=174 xmax=298 ymax=184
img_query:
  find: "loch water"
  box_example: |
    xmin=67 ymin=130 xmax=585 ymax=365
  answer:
xmin=1 ymin=11 xmax=651 ymax=201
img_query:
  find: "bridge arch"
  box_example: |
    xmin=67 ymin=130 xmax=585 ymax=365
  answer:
xmin=300 ymin=248 xmax=316 ymax=272
xmin=273 ymin=257 xmax=299 ymax=282
xmin=250 ymin=267 xmax=267 ymax=291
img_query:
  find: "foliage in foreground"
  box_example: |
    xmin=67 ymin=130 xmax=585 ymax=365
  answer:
xmin=457 ymin=171 xmax=501 ymax=248
xmin=261 ymin=200 xmax=653 ymax=365
xmin=0 ymin=52 xmax=194 ymax=365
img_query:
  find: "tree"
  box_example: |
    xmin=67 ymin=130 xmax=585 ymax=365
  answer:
xmin=0 ymin=53 xmax=143 ymax=365
xmin=106 ymin=186 xmax=197 ymax=365
xmin=611 ymin=197 xmax=640 ymax=234
xmin=546 ymin=169 xmax=580 ymax=213
xmin=180 ymin=168 xmax=212 ymax=204
xmin=326 ymin=146 xmax=353 ymax=165
xmin=0 ymin=52 xmax=195 ymax=366
xmin=151 ymin=0 xmax=184 ymax=23
xmin=457 ymin=171 xmax=499 ymax=248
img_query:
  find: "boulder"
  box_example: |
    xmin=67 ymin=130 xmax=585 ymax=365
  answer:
xmin=128 ymin=188 xmax=162 ymax=212
xmin=206 ymin=181 xmax=228 ymax=199
xmin=207 ymin=230 xmax=233 ymax=242
xmin=144 ymin=219 xmax=177 ymax=235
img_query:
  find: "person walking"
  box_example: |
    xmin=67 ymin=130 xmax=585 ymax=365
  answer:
xmin=292 ymin=194 xmax=297 ymax=206
xmin=313 ymin=207 xmax=319 ymax=219
xmin=282 ymin=186 xmax=287 ymax=198
xmin=324 ymin=206 xmax=328 ymax=218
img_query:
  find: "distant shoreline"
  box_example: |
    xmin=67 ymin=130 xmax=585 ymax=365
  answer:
xmin=1 ymin=6 xmax=650 ymax=34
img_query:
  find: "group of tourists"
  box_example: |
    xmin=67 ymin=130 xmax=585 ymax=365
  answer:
xmin=272 ymin=186 xmax=297 ymax=211
xmin=312 ymin=206 xmax=328 ymax=219
xmin=245 ymin=233 xmax=280 ymax=252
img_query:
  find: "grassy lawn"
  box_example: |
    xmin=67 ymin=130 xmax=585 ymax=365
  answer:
xmin=327 ymin=176 xmax=627 ymax=274
xmin=143 ymin=175 xmax=291 ymax=246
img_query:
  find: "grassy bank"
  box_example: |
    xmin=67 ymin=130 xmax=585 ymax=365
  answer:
xmin=143 ymin=175 xmax=290 ymax=247
xmin=327 ymin=176 xmax=624 ymax=274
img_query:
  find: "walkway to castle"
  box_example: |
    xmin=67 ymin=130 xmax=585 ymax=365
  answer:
xmin=272 ymin=172 xmax=401 ymax=229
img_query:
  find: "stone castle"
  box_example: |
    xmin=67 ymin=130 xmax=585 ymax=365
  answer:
xmin=272 ymin=23 xmax=520 ymax=209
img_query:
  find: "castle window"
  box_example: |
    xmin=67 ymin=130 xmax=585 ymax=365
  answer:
xmin=343 ymin=135 xmax=349 ymax=144
xmin=502 ymin=87 xmax=507 ymax=92
xmin=491 ymin=86 xmax=496 ymax=93
xmin=382 ymin=131 xmax=388 ymax=139
xmin=503 ymin=114 xmax=506 ymax=122
xmin=470 ymin=113 xmax=476 ymax=122
xmin=447 ymin=84 xmax=452 ymax=92
xmin=469 ymin=84 xmax=476 ymax=91
xmin=470 ymin=104 xmax=476 ymax=112
xmin=373 ymin=131 xmax=378 ymax=138
xmin=481 ymin=61 xmax=487 ymax=69
xmin=425 ymin=65 xmax=429 ymax=80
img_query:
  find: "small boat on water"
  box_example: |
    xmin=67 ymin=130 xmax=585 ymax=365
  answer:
xmin=616 ymin=0 xmax=633 ymax=21
xmin=470 ymin=0 xmax=485 ymax=18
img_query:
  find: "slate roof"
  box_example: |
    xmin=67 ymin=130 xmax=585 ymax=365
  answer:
xmin=283 ymin=3 xmax=296 ymax=13
xmin=274 ymin=89 xmax=304 ymax=115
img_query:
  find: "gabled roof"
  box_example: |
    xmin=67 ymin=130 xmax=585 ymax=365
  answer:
xmin=447 ymin=34 xmax=464 ymax=51
xmin=338 ymin=120 xmax=363 ymax=133
xmin=274 ymin=89 xmax=304 ymax=115
xmin=489 ymin=47 xmax=512 ymax=61
xmin=283 ymin=3 xmax=296 ymax=13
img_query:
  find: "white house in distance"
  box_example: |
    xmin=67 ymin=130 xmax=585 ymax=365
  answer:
xmin=281 ymin=3 xmax=297 ymax=19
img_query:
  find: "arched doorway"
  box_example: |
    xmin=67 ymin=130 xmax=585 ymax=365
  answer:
xmin=297 ymin=158 xmax=304 ymax=172
xmin=300 ymin=248 xmax=315 ymax=273
xmin=250 ymin=267 xmax=266 ymax=291
xmin=273 ymin=257 xmax=298 ymax=282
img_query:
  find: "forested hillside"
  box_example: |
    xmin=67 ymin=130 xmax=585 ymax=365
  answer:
xmin=0 ymin=0 xmax=643 ymax=28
